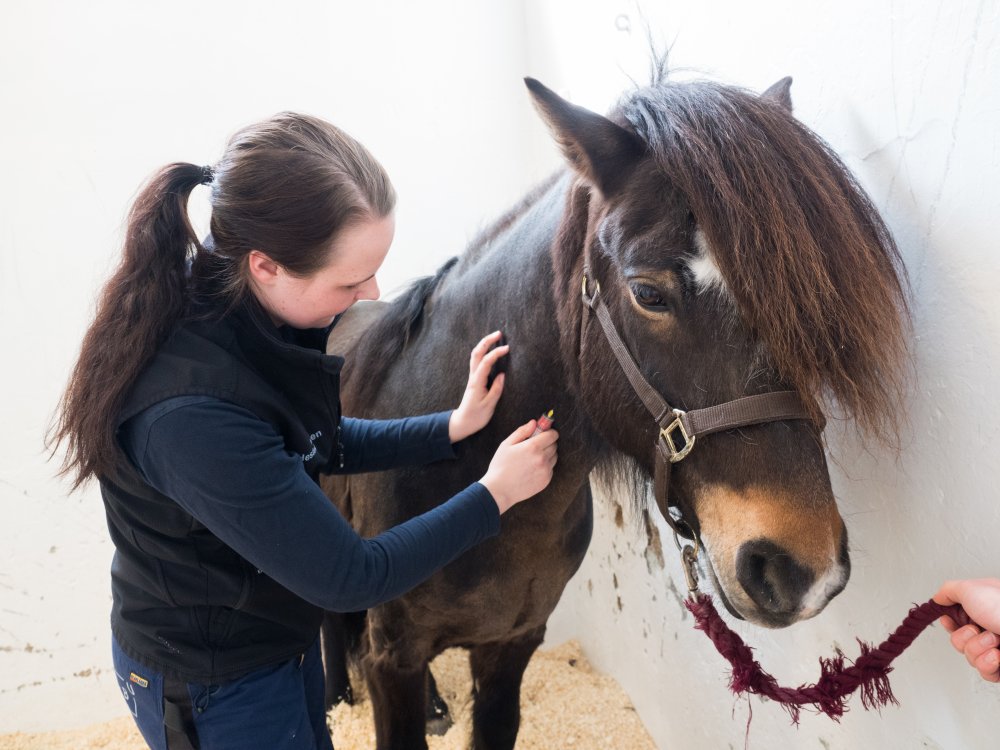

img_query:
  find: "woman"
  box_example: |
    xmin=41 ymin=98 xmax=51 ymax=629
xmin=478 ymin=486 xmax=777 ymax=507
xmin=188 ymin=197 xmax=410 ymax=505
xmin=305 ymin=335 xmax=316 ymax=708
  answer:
xmin=49 ymin=112 xmax=559 ymax=750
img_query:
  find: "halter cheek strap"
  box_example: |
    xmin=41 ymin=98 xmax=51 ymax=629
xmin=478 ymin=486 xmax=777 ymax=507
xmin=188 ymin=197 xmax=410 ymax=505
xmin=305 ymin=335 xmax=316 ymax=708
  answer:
xmin=580 ymin=267 xmax=814 ymax=538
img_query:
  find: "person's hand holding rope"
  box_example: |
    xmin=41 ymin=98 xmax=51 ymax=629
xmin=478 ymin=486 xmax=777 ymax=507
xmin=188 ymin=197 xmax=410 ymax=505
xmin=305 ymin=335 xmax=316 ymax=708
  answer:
xmin=933 ymin=578 xmax=1000 ymax=683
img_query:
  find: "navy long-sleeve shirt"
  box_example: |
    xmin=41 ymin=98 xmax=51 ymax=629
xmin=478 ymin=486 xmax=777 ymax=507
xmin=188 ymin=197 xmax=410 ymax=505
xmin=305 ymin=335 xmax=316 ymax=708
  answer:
xmin=119 ymin=395 xmax=500 ymax=613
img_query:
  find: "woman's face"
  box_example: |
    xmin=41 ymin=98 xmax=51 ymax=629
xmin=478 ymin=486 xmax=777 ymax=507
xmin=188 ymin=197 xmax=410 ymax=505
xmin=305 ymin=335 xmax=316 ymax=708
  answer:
xmin=249 ymin=213 xmax=395 ymax=329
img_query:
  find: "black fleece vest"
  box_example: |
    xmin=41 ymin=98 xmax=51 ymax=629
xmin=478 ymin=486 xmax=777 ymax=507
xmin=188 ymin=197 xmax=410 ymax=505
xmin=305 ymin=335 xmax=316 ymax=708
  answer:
xmin=100 ymin=297 xmax=345 ymax=683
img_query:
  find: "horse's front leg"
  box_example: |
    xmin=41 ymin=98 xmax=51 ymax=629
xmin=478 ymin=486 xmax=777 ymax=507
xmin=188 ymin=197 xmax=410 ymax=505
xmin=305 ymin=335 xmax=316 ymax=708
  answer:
xmin=363 ymin=608 xmax=434 ymax=750
xmin=365 ymin=658 xmax=427 ymax=750
xmin=469 ymin=626 xmax=546 ymax=750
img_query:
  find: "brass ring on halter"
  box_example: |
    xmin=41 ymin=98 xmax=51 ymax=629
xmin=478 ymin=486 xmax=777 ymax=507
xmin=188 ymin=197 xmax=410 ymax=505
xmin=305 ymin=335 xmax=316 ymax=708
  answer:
xmin=672 ymin=527 xmax=700 ymax=558
xmin=581 ymin=273 xmax=600 ymax=301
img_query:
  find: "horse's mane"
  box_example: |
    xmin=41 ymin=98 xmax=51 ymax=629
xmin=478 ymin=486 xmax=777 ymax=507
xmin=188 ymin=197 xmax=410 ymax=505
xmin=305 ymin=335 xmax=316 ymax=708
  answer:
xmin=616 ymin=80 xmax=911 ymax=445
xmin=344 ymin=175 xmax=560 ymax=410
xmin=341 ymin=257 xmax=457 ymax=410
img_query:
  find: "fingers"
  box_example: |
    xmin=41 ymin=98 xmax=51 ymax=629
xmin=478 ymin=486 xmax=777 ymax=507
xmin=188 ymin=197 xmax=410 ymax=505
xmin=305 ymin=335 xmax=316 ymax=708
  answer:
xmin=971 ymin=630 xmax=1000 ymax=662
xmin=974 ymin=649 xmax=1000 ymax=682
xmin=524 ymin=433 xmax=558 ymax=482
xmin=505 ymin=422 xmax=560 ymax=447
xmin=472 ymin=344 xmax=509 ymax=381
xmin=470 ymin=330 xmax=503 ymax=358
xmin=469 ymin=331 xmax=507 ymax=373
xmin=486 ymin=372 xmax=506 ymax=403
xmin=951 ymin=624 xmax=982 ymax=654
xmin=468 ymin=342 xmax=509 ymax=396
xmin=505 ymin=420 xmax=539 ymax=445
xmin=933 ymin=579 xmax=963 ymax=608
xmin=536 ymin=433 xmax=559 ymax=457
xmin=939 ymin=615 xmax=958 ymax=633
xmin=542 ymin=442 xmax=559 ymax=467
xmin=953 ymin=625 xmax=1000 ymax=666
xmin=504 ymin=419 xmax=536 ymax=445
xmin=951 ymin=624 xmax=1000 ymax=680
xmin=533 ymin=428 xmax=559 ymax=447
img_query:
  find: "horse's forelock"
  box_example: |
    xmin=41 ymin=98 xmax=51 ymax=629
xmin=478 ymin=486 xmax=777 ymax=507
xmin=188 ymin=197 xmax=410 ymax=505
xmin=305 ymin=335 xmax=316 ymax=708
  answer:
xmin=619 ymin=82 xmax=911 ymax=446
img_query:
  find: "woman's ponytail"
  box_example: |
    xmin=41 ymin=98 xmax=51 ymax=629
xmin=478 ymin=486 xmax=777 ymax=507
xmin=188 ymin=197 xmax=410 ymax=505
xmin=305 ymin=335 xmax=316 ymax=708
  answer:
xmin=48 ymin=162 xmax=210 ymax=489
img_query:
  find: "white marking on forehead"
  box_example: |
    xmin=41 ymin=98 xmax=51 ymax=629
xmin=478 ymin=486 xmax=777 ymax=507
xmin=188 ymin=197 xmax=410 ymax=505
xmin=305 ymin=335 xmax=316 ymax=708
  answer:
xmin=688 ymin=229 xmax=729 ymax=296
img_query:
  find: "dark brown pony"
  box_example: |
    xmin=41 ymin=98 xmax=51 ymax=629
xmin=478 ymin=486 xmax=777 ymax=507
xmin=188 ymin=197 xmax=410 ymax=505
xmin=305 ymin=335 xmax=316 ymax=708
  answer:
xmin=320 ymin=71 xmax=909 ymax=750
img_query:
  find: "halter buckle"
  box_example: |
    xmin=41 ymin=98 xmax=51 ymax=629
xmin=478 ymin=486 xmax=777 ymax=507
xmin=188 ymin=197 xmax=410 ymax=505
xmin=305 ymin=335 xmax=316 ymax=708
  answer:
xmin=660 ymin=409 xmax=696 ymax=463
xmin=581 ymin=274 xmax=600 ymax=303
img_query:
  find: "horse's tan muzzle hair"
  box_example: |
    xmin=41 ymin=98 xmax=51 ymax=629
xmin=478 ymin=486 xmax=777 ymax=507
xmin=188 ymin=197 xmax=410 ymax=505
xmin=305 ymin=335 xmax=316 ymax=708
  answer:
xmin=696 ymin=485 xmax=849 ymax=628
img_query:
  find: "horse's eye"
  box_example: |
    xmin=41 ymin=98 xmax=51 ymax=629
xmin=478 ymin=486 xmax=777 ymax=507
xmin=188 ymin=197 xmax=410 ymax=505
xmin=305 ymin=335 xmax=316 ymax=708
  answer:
xmin=630 ymin=282 xmax=670 ymax=311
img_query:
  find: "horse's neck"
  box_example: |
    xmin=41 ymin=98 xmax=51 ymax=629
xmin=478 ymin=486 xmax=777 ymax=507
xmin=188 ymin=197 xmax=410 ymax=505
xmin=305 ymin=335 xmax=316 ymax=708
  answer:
xmin=438 ymin=175 xmax=566 ymax=383
xmin=424 ymin=175 xmax=601 ymax=479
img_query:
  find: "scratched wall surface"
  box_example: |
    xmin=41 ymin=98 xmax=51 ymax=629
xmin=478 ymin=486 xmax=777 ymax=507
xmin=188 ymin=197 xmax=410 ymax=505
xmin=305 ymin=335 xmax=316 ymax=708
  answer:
xmin=541 ymin=1 xmax=1000 ymax=749
xmin=3 ymin=1 xmax=998 ymax=746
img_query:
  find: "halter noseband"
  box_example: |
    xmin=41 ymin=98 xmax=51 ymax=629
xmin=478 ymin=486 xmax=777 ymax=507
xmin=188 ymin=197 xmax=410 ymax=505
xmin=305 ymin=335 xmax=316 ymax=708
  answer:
xmin=580 ymin=267 xmax=814 ymax=541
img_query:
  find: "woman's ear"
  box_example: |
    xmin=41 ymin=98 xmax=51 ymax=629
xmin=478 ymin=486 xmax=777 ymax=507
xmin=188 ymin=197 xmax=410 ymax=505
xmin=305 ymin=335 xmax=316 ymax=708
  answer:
xmin=247 ymin=250 xmax=281 ymax=286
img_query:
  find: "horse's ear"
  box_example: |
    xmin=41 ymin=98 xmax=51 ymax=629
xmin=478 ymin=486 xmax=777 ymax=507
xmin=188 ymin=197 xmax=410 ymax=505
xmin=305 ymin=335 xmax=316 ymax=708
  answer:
xmin=761 ymin=76 xmax=794 ymax=112
xmin=525 ymin=77 xmax=644 ymax=197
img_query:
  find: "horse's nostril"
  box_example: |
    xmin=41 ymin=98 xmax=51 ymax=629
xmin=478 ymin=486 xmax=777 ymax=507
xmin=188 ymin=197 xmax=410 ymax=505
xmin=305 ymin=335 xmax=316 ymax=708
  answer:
xmin=736 ymin=539 xmax=814 ymax=614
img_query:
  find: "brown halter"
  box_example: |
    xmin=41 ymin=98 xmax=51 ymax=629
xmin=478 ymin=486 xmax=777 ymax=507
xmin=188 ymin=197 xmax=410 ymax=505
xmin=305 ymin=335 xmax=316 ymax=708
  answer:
xmin=580 ymin=266 xmax=813 ymax=541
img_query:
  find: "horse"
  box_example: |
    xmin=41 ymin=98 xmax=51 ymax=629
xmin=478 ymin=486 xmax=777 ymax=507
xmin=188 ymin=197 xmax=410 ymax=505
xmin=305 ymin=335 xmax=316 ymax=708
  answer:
xmin=319 ymin=69 xmax=909 ymax=750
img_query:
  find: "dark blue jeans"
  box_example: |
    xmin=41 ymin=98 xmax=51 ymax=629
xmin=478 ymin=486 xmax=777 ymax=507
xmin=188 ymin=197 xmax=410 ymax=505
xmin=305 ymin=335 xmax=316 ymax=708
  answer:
xmin=112 ymin=635 xmax=334 ymax=750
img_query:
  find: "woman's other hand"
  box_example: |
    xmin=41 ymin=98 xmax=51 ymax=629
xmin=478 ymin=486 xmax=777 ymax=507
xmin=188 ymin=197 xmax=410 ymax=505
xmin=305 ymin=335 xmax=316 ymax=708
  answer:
xmin=448 ymin=331 xmax=508 ymax=443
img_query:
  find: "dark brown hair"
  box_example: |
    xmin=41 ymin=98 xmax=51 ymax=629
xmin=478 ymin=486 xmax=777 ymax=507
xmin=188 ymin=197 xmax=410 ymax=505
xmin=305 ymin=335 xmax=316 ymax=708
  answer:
xmin=48 ymin=112 xmax=395 ymax=489
xmin=620 ymin=82 xmax=911 ymax=445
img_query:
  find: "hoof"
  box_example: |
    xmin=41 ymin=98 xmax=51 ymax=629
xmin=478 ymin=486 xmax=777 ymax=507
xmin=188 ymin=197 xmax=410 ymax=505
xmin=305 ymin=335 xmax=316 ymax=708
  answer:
xmin=326 ymin=683 xmax=355 ymax=710
xmin=426 ymin=714 xmax=453 ymax=736
xmin=425 ymin=693 xmax=452 ymax=736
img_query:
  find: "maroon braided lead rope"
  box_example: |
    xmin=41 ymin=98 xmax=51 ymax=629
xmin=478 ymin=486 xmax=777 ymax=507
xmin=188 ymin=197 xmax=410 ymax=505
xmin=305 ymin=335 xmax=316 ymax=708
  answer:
xmin=685 ymin=593 xmax=974 ymax=723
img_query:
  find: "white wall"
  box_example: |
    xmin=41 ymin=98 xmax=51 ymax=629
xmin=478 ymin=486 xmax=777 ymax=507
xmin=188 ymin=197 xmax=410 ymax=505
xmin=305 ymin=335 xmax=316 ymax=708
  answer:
xmin=3 ymin=1 xmax=999 ymax=747
xmin=0 ymin=0 xmax=550 ymax=731
xmin=538 ymin=1 xmax=1000 ymax=749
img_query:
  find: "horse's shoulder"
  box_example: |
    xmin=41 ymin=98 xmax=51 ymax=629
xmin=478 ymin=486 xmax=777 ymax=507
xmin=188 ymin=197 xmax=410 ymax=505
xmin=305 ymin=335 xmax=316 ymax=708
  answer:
xmin=327 ymin=300 xmax=389 ymax=356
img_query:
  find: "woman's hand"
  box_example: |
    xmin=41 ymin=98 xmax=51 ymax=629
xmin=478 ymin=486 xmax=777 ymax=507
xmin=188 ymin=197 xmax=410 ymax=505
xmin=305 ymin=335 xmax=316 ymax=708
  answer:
xmin=933 ymin=578 xmax=1000 ymax=683
xmin=448 ymin=331 xmax=509 ymax=443
xmin=479 ymin=419 xmax=559 ymax=514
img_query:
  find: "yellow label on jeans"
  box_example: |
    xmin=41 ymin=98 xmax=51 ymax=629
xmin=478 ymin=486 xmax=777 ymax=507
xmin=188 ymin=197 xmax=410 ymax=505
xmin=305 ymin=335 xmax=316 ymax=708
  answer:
xmin=129 ymin=672 xmax=149 ymax=689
